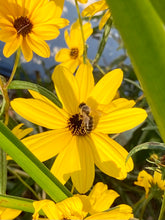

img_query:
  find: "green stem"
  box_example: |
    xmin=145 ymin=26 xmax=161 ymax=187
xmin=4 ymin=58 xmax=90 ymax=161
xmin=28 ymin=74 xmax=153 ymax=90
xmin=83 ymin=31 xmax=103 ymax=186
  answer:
xmin=75 ymin=0 xmax=87 ymax=64
xmin=158 ymin=190 xmax=165 ymax=220
xmin=94 ymin=63 xmax=105 ymax=75
xmin=5 ymin=48 xmax=21 ymax=89
xmin=93 ymin=17 xmax=112 ymax=65
xmin=7 ymin=167 xmax=40 ymax=200
xmin=0 ymin=148 xmax=7 ymax=194
xmin=139 ymin=193 xmax=153 ymax=220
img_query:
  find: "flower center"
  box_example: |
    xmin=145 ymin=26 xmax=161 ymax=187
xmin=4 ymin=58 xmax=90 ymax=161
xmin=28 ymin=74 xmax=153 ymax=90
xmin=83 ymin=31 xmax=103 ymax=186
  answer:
xmin=13 ymin=16 xmax=33 ymax=37
xmin=68 ymin=113 xmax=93 ymax=136
xmin=70 ymin=48 xmax=79 ymax=59
xmin=68 ymin=114 xmax=86 ymax=136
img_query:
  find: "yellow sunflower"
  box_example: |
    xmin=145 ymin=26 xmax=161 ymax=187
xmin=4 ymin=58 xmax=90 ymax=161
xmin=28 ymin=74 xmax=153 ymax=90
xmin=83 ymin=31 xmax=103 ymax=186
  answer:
xmin=11 ymin=63 xmax=147 ymax=193
xmin=32 ymin=182 xmax=133 ymax=220
xmin=82 ymin=0 xmax=110 ymax=30
xmin=134 ymin=170 xmax=165 ymax=198
xmin=55 ymin=20 xmax=93 ymax=73
xmin=0 ymin=0 xmax=69 ymax=61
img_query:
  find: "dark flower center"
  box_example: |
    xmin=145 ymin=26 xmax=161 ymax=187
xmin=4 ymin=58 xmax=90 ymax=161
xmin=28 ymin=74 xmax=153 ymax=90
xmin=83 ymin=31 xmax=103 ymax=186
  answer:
xmin=68 ymin=114 xmax=86 ymax=136
xmin=13 ymin=16 xmax=33 ymax=37
xmin=70 ymin=48 xmax=79 ymax=59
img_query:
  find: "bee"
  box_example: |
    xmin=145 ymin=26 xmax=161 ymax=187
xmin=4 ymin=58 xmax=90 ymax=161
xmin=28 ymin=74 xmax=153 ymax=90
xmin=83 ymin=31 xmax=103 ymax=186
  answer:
xmin=79 ymin=102 xmax=93 ymax=133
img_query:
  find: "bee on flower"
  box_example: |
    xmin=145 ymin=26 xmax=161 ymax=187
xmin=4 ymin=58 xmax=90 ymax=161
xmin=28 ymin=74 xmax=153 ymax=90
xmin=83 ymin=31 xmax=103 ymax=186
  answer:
xmin=0 ymin=0 xmax=69 ymax=61
xmin=11 ymin=63 xmax=147 ymax=193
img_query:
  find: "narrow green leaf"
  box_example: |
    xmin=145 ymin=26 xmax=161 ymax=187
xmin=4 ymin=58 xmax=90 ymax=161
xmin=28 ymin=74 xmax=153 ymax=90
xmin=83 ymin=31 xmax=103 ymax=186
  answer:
xmin=0 ymin=121 xmax=72 ymax=202
xmin=93 ymin=18 xmax=112 ymax=65
xmin=8 ymin=80 xmax=62 ymax=108
xmin=126 ymin=142 xmax=165 ymax=162
xmin=0 ymin=148 xmax=7 ymax=194
xmin=0 ymin=194 xmax=42 ymax=214
xmin=106 ymin=0 xmax=165 ymax=142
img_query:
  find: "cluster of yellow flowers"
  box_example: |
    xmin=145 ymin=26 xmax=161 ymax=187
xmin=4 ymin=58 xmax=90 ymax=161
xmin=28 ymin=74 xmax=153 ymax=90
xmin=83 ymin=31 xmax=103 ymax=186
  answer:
xmin=1 ymin=0 xmax=162 ymax=219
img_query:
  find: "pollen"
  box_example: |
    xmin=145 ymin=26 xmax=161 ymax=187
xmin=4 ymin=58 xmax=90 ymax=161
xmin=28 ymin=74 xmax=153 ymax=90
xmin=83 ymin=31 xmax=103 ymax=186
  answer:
xmin=70 ymin=48 xmax=79 ymax=59
xmin=14 ymin=16 xmax=33 ymax=37
xmin=68 ymin=114 xmax=86 ymax=136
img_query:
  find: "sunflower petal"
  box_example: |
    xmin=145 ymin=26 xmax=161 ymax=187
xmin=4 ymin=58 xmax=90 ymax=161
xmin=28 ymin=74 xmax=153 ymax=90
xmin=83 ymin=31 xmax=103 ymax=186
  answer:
xmin=153 ymin=171 xmax=165 ymax=190
xmin=75 ymin=62 xmax=94 ymax=103
xmin=51 ymin=137 xmax=76 ymax=184
xmin=83 ymin=22 xmax=93 ymax=41
xmin=91 ymin=133 xmax=133 ymax=179
xmin=87 ymin=69 xmax=123 ymax=109
xmin=21 ymin=37 xmax=33 ymax=61
xmin=33 ymin=200 xmax=61 ymax=220
xmin=82 ymin=0 xmax=108 ymax=17
xmin=22 ymin=129 xmax=71 ymax=162
xmin=32 ymin=24 xmax=60 ymax=40
xmin=71 ymin=136 xmax=95 ymax=193
xmin=57 ymin=196 xmax=88 ymax=219
xmin=98 ymin=98 xmax=135 ymax=113
xmin=3 ymin=36 xmax=22 ymax=58
xmin=28 ymin=90 xmax=61 ymax=109
xmin=55 ymin=48 xmax=71 ymax=62
xmin=134 ymin=170 xmax=152 ymax=197
xmin=95 ymin=108 xmax=147 ymax=133
xmin=89 ymin=182 xmax=119 ymax=214
xmin=26 ymin=34 xmax=50 ymax=58
xmin=0 ymin=207 xmax=21 ymax=220
xmin=11 ymin=98 xmax=67 ymax=129
xmin=99 ymin=10 xmax=111 ymax=30
xmin=0 ymin=28 xmax=17 ymax=42
xmin=86 ymin=204 xmax=133 ymax=220
xmin=52 ymin=65 xmax=79 ymax=114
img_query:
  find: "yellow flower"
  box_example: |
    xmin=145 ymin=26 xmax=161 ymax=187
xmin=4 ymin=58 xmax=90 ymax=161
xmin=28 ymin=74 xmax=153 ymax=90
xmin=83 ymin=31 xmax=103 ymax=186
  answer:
xmin=0 ymin=207 xmax=21 ymax=220
xmin=0 ymin=0 xmax=69 ymax=61
xmin=134 ymin=170 xmax=165 ymax=197
xmin=32 ymin=182 xmax=133 ymax=220
xmin=11 ymin=63 xmax=147 ymax=193
xmin=55 ymin=20 xmax=93 ymax=73
xmin=82 ymin=0 xmax=110 ymax=30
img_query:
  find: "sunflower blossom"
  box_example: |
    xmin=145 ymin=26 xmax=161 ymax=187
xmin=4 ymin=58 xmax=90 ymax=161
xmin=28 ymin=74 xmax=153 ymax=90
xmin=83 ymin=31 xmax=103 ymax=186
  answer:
xmin=32 ymin=182 xmax=134 ymax=220
xmin=82 ymin=0 xmax=110 ymax=30
xmin=55 ymin=20 xmax=93 ymax=73
xmin=11 ymin=63 xmax=147 ymax=193
xmin=0 ymin=0 xmax=69 ymax=61
xmin=134 ymin=170 xmax=165 ymax=198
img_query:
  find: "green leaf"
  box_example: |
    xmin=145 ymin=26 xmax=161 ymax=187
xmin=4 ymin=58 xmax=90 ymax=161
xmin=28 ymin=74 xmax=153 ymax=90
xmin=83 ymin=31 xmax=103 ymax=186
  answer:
xmin=0 ymin=194 xmax=42 ymax=214
xmin=150 ymin=0 xmax=165 ymax=24
xmin=0 ymin=121 xmax=72 ymax=202
xmin=126 ymin=142 xmax=165 ymax=162
xmin=8 ymin=80 xmax=62 ymax=108
xmin=106 ymin=0 xmax=165 ymax=142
